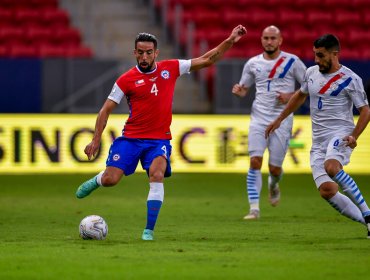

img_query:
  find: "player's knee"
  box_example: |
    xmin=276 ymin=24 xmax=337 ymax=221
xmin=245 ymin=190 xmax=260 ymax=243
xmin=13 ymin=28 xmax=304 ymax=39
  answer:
xmin=324 ymin=159 xmax=342 ymax=178
xmin=250 ymin=157 xmax=262 ymax=169
xmin=149 ymin=170 xmax=164 ymax=182
xmin=269 ymin=165 xmax=281 ymax=177
xmin=319 ymin=182 xmax=338 ymax=199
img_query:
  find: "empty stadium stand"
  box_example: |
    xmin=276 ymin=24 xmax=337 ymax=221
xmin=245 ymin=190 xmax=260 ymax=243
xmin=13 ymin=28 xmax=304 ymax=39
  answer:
xmin=0 ymin=0 xmax=93 ymax=58
xmin=155 ymin=0 xmax=370 ymax=61
xmin=153 ymin=0 xmax=370 ymax=101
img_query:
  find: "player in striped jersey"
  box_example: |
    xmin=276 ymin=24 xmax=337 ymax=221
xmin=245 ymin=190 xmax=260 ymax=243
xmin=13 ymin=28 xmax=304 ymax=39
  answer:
xmin=232 ymin=26 xmax=306 ymax=220
xmin=266 ymin=34 xmax=370 ymax=238
xmin=75 ymin=25 xmax=247 ymax=241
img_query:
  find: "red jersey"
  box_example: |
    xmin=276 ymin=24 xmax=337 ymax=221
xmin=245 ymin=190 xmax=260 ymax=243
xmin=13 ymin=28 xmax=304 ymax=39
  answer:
xmin=112 ymin=60 xmax=183 ymax=139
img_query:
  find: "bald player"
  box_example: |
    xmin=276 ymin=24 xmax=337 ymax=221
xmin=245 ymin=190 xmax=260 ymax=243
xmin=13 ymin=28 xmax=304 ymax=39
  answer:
xmin=232 ymin=25 xmax=306 ymax=220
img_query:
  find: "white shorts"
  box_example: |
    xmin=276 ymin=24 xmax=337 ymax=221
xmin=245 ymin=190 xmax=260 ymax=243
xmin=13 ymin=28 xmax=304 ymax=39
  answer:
xmin=310 ymin=136 xmax=353 ymax=188
xmin=248 ymin=121 xmax=291 ymax=167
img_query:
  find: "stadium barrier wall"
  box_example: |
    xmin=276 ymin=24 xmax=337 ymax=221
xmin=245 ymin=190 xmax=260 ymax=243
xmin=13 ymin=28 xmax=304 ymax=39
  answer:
xmin=0 ymin=114 xmax=369 ymax=174
xmin=0 ymin=59 xmax=42 ymax=113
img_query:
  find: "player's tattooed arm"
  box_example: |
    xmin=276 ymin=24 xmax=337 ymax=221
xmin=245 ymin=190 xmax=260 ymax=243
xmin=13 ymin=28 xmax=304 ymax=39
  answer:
xmin=190 ymin=25 xmax=246 ymax=71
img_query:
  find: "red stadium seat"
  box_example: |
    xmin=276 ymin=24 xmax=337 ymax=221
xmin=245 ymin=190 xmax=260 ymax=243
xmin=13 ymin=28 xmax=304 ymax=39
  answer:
xmin=314 ymin=27 xmax=346 ymax=42
xmin=348 ymin=29 xmax=370 ymax=45
xmin=24 ymin=26 xmax=53 ymax=45
xmin=0 ymin=0 xmax=57 ymax=9
xmin=249 ymin=9 xmax=277 ymax=27
xmin=29 ymin=0 xmax=58 ymax=9
xmin=267 ymin=0 xmax=301 ymax=9
xmin=38 ymin=43 xmax=66 ymax=57
xmin=295 ymin=0 xmax=324 ymax=9
xmin=223 ymin=48 xmax=246 ymax=58
xmin=306 ymin=10 xmax=333 ymax=26
xmin=278 ymin=9 xmax=305 ymax=28
xmin=300 ymin=48 xmax=315 ymax=60
xmin=290 ymin=27 xmax=318 ymax=47
xmin=0 ymin=8 xmax=13 ymax=26
xmin=0 ymin=44 xmax=8 ymax=57
xmin=283 ymin=46 xmax=305 ymax=59
xmin=324 ymin=0 xmax=355 ymax=9
xmin=353 ymin=0 xmax=370 ymax=8
xmin=14 ymin=9 xmax=42 ymax=27
xmin=339 ymin=48 xmax=362 ymax=60
xmin=363 ymin=10 xmax=370 ymax=26
xmin=0 ymin=26 xmax=25 ymax=44
xmin=8 ymin=43 xmax=38 ymax=58
xmin=359 ymin=48 xmax=370 ymax=60
xmin=334 ymin=10 xmax=361 ymax=26
xmin=241 ymin=30 xmax=261 ymax=46
xmin=223 ymin=9 xmax=249 ymax=28
xmin=0 ymin=0 xmax=93 ymax=59
xmin=52 ymin=27 xmax=81 ymax=46
xmin=41 ymin=8 xmax=70 ymax=28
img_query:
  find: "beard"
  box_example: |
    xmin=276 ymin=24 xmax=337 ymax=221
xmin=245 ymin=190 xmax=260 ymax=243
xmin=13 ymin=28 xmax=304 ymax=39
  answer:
xmin=264 ymin=46 xmax=278 ymax=55
xmin=137 ymin=61 xmax=154 ymax=73
xmin=318 ymin=61 xmax=331 ymax=74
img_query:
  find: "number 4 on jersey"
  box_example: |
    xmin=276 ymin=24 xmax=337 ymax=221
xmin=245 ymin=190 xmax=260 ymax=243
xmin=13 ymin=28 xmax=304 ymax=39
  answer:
xmin=151 ymin=83 xmax=158 ymax=96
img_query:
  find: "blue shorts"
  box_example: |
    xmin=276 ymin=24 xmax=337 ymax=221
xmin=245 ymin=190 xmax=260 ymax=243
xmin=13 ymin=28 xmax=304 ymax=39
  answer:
xmin=106 ymin=137 xmax=172 ymax=177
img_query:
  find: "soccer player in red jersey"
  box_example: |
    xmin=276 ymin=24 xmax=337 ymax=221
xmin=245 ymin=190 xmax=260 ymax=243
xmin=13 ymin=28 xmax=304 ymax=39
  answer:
xmin=76 ymin=25 xmax=247 ymax=240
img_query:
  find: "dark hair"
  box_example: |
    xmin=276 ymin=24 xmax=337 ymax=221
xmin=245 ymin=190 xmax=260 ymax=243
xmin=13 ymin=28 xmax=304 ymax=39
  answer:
xmin=135 ymin=33 xmax=158 ymax=49
xmin=314 ymin=34 xmax=340 ymax=51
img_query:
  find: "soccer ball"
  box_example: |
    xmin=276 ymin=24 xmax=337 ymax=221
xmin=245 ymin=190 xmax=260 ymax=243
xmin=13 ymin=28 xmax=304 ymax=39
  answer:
xmin=79 ymin=215 xmax=108 ymax=240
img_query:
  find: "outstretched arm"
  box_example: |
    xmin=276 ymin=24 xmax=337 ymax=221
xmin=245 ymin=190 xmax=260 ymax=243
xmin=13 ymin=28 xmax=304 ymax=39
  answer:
xmin=189 ymin=25 xmax=247 ymax=72
xmin=265 ymin=90 xmax=307 ymax=138
xmin=85 ymin=99 xmax=117 ymax=160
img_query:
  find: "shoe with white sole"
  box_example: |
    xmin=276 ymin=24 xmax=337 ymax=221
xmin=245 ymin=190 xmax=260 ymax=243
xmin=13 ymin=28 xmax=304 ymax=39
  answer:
xmin=142 ymin=229 xmax=154 ymax=241
xmin=243 ymin=209 xmax=260 ymax=220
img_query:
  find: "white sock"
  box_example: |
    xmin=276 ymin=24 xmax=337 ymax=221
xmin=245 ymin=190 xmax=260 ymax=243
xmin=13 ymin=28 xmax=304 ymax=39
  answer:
xmin=328 ymin=192 xmax=365 ymax=224
xmin=95 ymin=171 xmax=104 ymax=186
xmin=333 ymin=170 xmax=370 ymax=217
xmin=247 ymin=169 xmax=262 ymax=209
xmin=148 ymin=182 xmax=164 ymax=202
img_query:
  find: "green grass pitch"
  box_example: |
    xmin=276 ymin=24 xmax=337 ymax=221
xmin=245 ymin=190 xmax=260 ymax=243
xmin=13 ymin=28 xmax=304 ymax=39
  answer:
xmin=0 ymin=173 xmax=369 ymax=279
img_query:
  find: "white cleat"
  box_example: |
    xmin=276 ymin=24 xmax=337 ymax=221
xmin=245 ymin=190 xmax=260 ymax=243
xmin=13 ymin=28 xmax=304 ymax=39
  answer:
xmin=243 ymin=209 xmax=260 ymax=220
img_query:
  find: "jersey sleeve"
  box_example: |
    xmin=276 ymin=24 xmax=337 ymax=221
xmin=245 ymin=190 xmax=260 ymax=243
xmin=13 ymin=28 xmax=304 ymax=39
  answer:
xmin=293 ymin=58 xmax=307 ymax=85
xmin=239 ymin=60 xmax=254 ymax=87
xmin=107 ymin=82 xmax=124 ymax=104
xmin=349 ymin=75 xmax=369 ymax=109
xmin=300 ymin=67 xmax=313 ymax=95
xmin=179 ymin=59 xmax=191 ymax=75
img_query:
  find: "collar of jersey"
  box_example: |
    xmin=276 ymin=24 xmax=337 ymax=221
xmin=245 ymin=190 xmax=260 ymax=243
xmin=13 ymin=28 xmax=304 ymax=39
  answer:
xmin=136 ymin=63 xmax=157 ymax=74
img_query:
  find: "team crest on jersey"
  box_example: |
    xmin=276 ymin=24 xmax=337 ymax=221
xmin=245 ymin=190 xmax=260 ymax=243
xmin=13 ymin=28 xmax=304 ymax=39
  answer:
xmin=113 ymin=154 xmax=120 ymax=161
xmin=330 ymin=82 xmax=339 ymax=91
xmin=161 ymin=70 xmax=170 ymax=79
